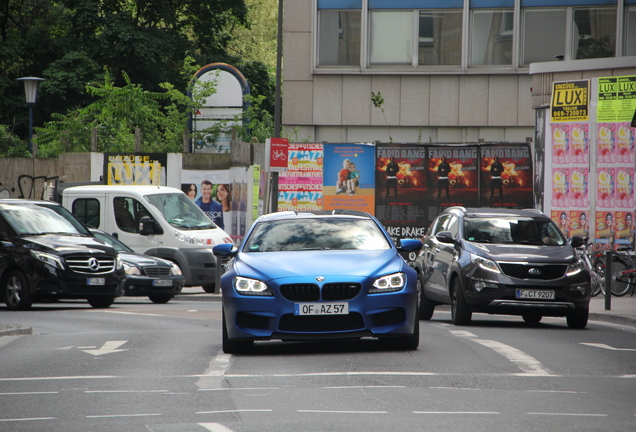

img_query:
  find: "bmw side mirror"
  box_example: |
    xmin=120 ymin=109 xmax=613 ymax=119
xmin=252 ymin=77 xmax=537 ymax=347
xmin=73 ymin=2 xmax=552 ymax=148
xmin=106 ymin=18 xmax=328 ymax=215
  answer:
xmin=213 ymin=243 xmax=236 ymax=257
xmin=397 ymin=238 xmax=423 ymax=252
xmin=435 ymin=231 xmax=456 ymax=244
xmin=570 ymin=235 xmax=585 ymax=248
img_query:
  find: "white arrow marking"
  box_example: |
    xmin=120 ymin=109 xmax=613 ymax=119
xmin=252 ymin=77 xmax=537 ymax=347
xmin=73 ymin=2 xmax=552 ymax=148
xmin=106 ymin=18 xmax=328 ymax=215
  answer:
xmin=82 ymin=341 xmax=128 ymax=356
xmin=580 ymin=343 xmax=636 ymax=351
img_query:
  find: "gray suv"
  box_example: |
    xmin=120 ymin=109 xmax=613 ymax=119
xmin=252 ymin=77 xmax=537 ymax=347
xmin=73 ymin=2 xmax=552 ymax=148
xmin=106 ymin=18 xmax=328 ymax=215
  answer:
xmin=413 ymin=207 xmax=591 ymax=328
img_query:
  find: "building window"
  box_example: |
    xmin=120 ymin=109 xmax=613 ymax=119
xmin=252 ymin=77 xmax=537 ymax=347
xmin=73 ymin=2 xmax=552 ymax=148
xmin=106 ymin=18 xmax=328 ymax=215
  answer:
xmin=522 ymin=8 xmax=567 ymax=65
xmin=626 ymin=6 xmax=636 ymax=56
xmin=418 ymin=10 xmax=463 ymax=65
xmin=369 ymin=11 xmax=413 ymax=65
xmin=318 ymin=10 xmax=361 ymax=66
xmin=573 ymin=7 xmax=616 ymax=59
xmin=471 ymin=9 xmax=514 ymax=66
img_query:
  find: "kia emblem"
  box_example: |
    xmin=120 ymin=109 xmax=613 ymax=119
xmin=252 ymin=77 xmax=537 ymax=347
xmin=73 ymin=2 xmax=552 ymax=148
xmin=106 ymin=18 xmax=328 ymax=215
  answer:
xmin=528 ymin=268 xmax=541 ymax=276
xmin=88 ymin=257 xmax=100 ymax=271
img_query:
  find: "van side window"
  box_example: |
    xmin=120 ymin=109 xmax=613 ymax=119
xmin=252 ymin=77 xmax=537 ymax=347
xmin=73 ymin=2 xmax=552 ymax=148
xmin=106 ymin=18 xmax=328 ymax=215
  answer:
xmin=113 ymin=197 xmax=151 ymax=233
xmin=72 ymin=199 xmax=100 ymax=228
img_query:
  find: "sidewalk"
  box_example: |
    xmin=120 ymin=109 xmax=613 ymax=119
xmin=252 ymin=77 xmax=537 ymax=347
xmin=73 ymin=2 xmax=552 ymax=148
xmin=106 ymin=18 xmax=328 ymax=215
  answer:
xmin=2 ymin=289 xmax=635 ymax=337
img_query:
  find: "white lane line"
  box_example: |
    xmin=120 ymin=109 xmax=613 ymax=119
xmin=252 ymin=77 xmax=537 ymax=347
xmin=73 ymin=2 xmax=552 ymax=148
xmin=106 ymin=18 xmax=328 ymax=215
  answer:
xmin=0 ymin=391 xmax=58 ymax=395
xmin=198 ymin=387 xmax=280 ymax=392
xmin=471 ymin=339 xmax=553 ymax=375
xmin=86 ymin=414 xmax=161 ymax=418
xmin=84 ymin=390 xmax=168 ymax=393
xmin=196 ymin=410 xmax=272 ymax=414
xmin=0 ymin=417 xmax=56 ymax=422
xmin=0 ymin=376 xmax=120 ymax=381
xmin=199 ymin=424 xmax=236 ymax=432
xmin=581 ymin=343 xmax=636 ymax=351
xmin=449 ymin=330 xmax=478 ymax=338
xmin=527 ymin=390 xmax=580 ymax=394
xmin=217 ymin=372 xmax=438 ymax=378
xmin=90 ymin=310 xmax=165 ymax=317
xmin=528 ymin=412 xmax=608 ymax=417
xmin=323 ymin=386 xmax=406 ymax=389
xmin=414 ymin=411 xmax=499 ymax=415
xmin=298 ymin=410 xmax=387 ymax=414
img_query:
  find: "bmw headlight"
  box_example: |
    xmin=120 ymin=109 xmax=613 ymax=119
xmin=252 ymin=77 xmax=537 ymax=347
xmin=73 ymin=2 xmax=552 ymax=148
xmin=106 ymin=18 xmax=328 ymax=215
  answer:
xmin=123 ymin=261 xmax=141 ymax=276
xmin=370 ymin=272 xmax=405 ymax=293
xmin=234 ymin=277 xmax=272 ymax=296
xmin=471 ymin=254 xmax=500 ymax=273
xmin=30 ymin=250 xmax=65 ymax=269
xmin=174 ymin=230 xmax=204 ymax=245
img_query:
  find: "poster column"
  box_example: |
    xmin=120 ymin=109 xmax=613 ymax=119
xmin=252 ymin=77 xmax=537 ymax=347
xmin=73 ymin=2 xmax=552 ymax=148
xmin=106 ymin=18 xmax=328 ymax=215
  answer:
xmin=277 ymin=143 xmax=324 ymax=211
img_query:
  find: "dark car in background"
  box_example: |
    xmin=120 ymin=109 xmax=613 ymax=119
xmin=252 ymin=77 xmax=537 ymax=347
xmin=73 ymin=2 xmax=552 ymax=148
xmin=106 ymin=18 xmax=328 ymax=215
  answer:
xmin=90 ymin=228 xmax=184 ymax=303
xmin=0 ymin=202 xmax=125 ymax=310
xmin=213 ymin=210 xmax=423 ymax=354
xmin=413 ymin=207 xmax=591 ymax=328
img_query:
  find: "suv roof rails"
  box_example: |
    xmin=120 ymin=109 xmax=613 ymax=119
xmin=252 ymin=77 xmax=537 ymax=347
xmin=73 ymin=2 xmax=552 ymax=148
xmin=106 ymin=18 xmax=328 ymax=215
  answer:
xmin=446 ymin=206 xmax=467 ymax=213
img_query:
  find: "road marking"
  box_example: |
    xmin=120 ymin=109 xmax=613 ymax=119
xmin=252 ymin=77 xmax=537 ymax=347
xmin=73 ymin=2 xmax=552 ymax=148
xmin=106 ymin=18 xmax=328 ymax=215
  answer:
xmin=82 ymin=341 xmax=128 ymax=356
xmin=0 ymin=391 xmax=58 ymax=395
xmin=0 ymin=417 xmax=56 ymax=422
xmin=528 ymin=412 xmax=608 ymax=417
xmin=85 ymin=414 xmax=161 ymax=418
xmin=197 ymin=410 xmax=273 ymax=414
xmin=298 ymin=410 xmax=387 ymax=414
xmin=414 ymin=411 xmax=499 ymax=415
xmin=323 ymin=385 xmax=406 ymax=389
xmin=91 ymin=310 xmax=165 ymax=317
xmin=199 ymin=424 xmax=236 ymax=432
xmin=84 ymin=390 xmax=168 ymax=393
xmin=581 ymin=343 xmax=636 ymax=351
xmin=451 ymin=332 xmax=553 ymax=375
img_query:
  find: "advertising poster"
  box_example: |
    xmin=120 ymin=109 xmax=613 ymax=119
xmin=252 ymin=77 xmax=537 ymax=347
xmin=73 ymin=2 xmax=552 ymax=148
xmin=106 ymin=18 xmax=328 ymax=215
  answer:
xmin=569 ymin=210 xmax=590 ymax=239
xmin=322 ymin=143 xmax=375 ymax=213
xmin=569 ymin=167 xmax=589 ymax=208
xmin=597 ymin=75 xmax=636 ymax=123
xmin=181 ymin=169 xmax=230 ymax=233
xmin=375 ymin=144 xmax=428 ymax=242
xmin=551 ymin=124 xmax=570 ymax=164
xmin=277 ymin=143 xmax=324 ymax=212
xmin=595 ymin=210 xmax=615 ymax=246
xmin=551 ymin=168 xmax=570 ymax=208
xmin=616 ymin=122 xmax=635 ymax=164
xmin=615 ymin=210 xmax=635 ymax=249
xmin=597 ymin=167 xmax=615 ymax=208
xmin=597 ymin=123 xmax=616 ymax=164
xmin=552 ymin=210 xmax=569 ymax=238
xmin=569 ymin=123 xmax=590 ymax=164
xmin=479 ymin=144 xmax=533 ymax=208
xmin=615 ymin=166 xmax=635 ymax=208
xmin=426 ymin=145 xmax=479 ymax=215
xmin=105 ymin=153 xmax=167 ymax=186
xmin=551 ymin=80 xmax=589 ymax=123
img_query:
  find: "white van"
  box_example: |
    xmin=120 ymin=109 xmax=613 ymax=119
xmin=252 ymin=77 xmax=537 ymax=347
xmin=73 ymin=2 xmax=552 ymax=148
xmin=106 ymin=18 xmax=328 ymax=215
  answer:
xmin=62 ymin=185 xmax=232 ymax=293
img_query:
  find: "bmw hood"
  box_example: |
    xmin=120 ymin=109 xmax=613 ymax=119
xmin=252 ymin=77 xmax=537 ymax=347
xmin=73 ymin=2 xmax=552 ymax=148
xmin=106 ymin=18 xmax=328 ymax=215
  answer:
xmin=464 ymin=241 xmax=576 ymax=264
xmin=234 ymin=249 xmax=403 ymax=282
xmin=23 ymin=235 xmax=117 ymax=256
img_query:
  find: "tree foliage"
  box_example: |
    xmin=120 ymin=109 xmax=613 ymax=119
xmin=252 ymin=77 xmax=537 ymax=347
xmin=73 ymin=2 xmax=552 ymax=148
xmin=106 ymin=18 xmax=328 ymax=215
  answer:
xmin=1 ymin=0 xmax=276 ymax=150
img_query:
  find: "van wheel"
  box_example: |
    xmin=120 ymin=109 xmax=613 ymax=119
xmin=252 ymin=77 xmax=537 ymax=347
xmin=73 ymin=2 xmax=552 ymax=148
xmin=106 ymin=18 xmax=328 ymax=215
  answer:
xmin=417 ymin=273 xmax=435 ymax=320
xmin=450 ymin=278 xmax=471 ymax=326
xmin=148 ymin=294 xmax=172 ymax=304
xmin=87 ymin=297 xmax=115 ymax=308
xmin=4 ymin=271 xmax=33 ymax=311
xmin=202 ymin=284 xmax=216 ymax=293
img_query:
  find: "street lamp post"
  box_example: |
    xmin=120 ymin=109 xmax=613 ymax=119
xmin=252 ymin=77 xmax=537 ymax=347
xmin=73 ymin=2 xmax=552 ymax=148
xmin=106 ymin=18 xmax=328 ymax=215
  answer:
xmin=17 ymin=77 xmax=45 ymax=154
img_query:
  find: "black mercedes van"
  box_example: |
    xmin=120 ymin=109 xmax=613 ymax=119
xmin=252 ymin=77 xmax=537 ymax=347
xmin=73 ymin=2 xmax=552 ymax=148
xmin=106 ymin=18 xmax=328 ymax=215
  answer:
xmin=0 ymin=202 xmax=125 ymax=310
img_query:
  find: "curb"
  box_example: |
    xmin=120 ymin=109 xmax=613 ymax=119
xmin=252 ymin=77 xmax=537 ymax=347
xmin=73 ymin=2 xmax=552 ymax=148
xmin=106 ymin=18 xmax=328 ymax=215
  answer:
xmin=0 ymin=325 xmax=33 ymax=337
xmin=588 ymin=312 xmax=636 ymax=328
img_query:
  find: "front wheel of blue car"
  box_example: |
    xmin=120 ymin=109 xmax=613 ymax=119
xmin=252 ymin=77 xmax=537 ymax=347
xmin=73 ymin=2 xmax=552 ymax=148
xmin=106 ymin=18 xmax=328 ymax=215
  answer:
xmin=222 ymin=309 xmax=253 ymax=354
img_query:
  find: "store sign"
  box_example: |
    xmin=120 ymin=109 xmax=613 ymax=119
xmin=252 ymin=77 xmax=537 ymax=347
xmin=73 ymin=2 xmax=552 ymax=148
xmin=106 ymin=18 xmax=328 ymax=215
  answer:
xmin=551 ymin=80 xmax=589 ymax=122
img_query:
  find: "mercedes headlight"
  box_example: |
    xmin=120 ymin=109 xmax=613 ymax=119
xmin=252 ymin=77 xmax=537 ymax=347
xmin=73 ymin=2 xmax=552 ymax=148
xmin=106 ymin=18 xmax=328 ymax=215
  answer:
xmin=31 ymin=250 xmax=65 ymax=269
xmin=123 ymin=261 xmax=141 ymax=276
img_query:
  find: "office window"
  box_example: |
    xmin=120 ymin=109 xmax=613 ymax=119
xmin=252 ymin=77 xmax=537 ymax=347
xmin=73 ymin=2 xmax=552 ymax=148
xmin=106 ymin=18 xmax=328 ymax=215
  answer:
xmin=418 ymin=10 xmax=463 ymax=65
xmin=318 ymin=11 xmax=362 ymax=66
xmin=573 ymin=7 xmax=616 ymax=59
xmin=471 ymin=9 xmax=514 ymax=65
xmin=627 ymin=7 xmax=636 ymax=56
xmin=369 ymin=11 xmax=413 ymax=65
xmin=522 ymin=8 xmax=567 ymax=65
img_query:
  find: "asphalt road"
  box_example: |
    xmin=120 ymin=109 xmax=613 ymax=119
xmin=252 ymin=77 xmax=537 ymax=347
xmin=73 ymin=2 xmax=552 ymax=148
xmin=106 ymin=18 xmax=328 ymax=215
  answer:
xmin=0 ymin=296 xmax=635 ymax=432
